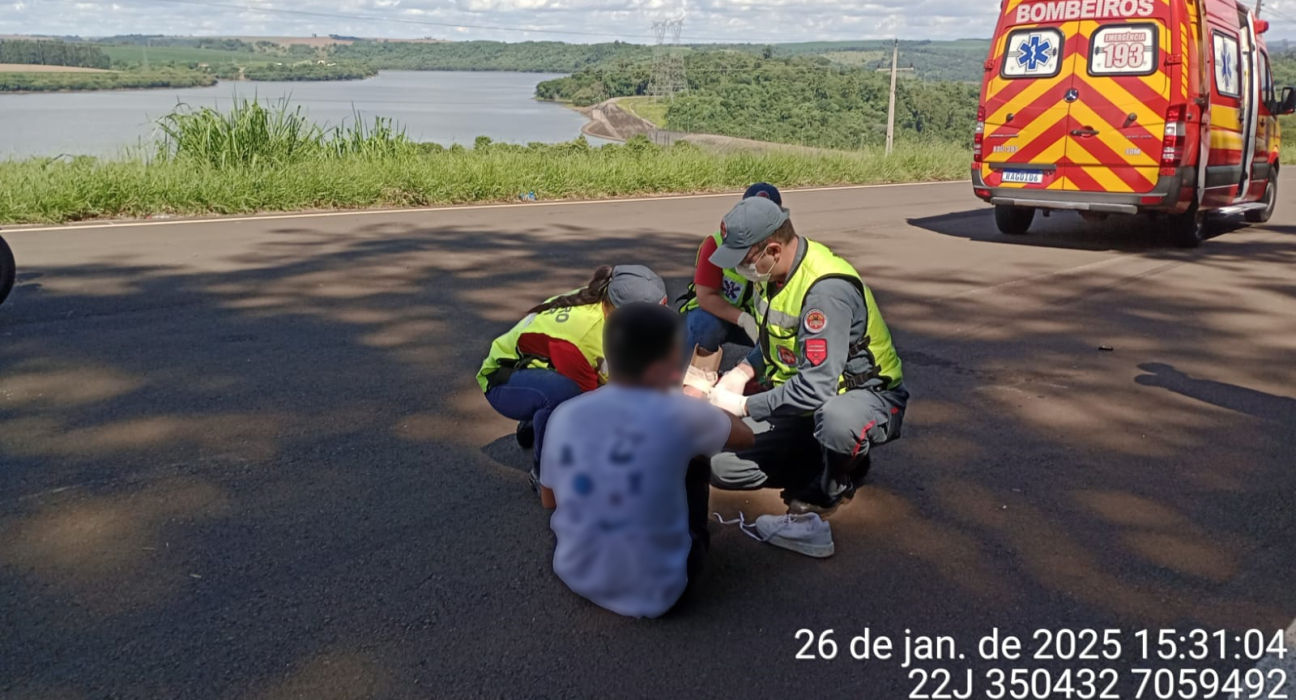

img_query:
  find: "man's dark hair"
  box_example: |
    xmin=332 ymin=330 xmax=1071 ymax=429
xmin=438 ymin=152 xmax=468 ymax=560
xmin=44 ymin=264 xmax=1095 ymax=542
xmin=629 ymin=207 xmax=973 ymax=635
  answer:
xmin=604 ymin=302 xmax=681 ymax=380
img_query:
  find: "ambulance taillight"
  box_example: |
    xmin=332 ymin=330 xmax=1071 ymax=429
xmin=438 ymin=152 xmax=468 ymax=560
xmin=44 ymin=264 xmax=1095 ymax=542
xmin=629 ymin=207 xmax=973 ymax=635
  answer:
xmin=973 ymin=106 xmax=986 ymax=163
xmin=1160 ymin=104 xmax=1188 ymax=174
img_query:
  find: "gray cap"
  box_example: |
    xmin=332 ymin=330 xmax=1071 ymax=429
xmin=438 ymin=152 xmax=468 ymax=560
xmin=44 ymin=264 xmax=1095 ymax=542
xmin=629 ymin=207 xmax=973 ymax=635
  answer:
xmin=709 ymin=197 xmax=791 ymax=270
xmin=607 ymin=265 xmax=668 ymax=308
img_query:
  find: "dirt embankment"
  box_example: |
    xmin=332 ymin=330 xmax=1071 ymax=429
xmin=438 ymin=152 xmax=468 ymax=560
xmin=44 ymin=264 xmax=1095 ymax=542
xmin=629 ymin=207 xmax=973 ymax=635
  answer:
xmin=0 ymin=64 xmax=111 ymax=73
xmin=578 ymin=98 xmax=658 ymax=141
xmin=576 ymin=97 xmax=835 ymax=155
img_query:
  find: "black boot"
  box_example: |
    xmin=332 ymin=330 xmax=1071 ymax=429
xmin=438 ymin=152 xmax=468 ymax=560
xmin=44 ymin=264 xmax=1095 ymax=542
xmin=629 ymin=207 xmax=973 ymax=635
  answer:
xmin=516 ymin=420 xmax=535 ymax=449
xmin=785 ymin=451 xmax=870 ymax=519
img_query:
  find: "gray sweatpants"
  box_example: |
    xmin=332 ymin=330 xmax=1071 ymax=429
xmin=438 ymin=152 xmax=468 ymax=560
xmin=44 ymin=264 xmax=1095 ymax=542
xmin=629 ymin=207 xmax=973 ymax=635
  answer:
xmin=710 ymin=383 xmax=909 ymax=504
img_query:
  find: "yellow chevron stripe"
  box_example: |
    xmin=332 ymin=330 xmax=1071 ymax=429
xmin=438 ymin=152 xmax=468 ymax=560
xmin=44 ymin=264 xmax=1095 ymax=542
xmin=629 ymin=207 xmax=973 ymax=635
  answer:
xmin=1211 ymin=106 xmax=1242 ymax=130
xmin=986 ymin=110 xmax=1068 ymax=159
xmin=1068 ymin=102 xmax=1159 ymax=166
xmin=985 ymin=73 xmax=1069 ymax=124
xmin=1211 ymin=130 xmax=1244 ymax=150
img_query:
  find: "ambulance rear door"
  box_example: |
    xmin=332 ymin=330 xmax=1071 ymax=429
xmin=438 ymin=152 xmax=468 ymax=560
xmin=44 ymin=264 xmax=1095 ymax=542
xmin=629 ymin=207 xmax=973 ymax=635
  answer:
xmin=1061 ymin=12 xmax=1173 ymax=194
xmin=981 ymin=9 xmax=1081 ymax=192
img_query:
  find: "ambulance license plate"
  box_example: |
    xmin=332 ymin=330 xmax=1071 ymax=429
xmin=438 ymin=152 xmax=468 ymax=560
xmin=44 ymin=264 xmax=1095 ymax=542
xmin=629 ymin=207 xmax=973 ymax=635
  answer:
xmin=1001 ymin=170 xmax=1044 ymax=184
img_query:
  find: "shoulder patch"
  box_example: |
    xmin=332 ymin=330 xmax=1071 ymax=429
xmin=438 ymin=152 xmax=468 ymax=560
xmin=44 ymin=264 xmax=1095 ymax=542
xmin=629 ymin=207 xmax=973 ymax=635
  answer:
xmin=804 ymin=309 xmax=828 ymax=334
xmin=805 ymin=339 xmax=828 ymax=367
xmin=777 ymin=346 xmax=798 ymax=366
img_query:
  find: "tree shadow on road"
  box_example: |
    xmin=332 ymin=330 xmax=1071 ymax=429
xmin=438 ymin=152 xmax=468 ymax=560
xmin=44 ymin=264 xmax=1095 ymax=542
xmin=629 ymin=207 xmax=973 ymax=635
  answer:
xmin=1136 ymin=362 xmax=1296 ymax=425
xmin=2 ymin=213 xmax=1295 ymax=699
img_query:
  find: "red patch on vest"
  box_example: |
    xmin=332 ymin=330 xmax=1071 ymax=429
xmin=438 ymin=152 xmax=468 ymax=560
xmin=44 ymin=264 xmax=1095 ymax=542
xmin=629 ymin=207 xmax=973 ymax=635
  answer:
xmin=805 ymin=339 xmax=828 ymax=367
xmin=777 ymin=347 xmax=798 ymax=365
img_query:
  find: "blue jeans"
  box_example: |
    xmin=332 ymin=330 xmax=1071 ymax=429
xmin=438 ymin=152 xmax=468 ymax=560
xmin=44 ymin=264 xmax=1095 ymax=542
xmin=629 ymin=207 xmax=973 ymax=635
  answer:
xmin=484 ymin=369 xmax=582 ymax=470
xmin=684 ymin=308 xmax=754 ymax=355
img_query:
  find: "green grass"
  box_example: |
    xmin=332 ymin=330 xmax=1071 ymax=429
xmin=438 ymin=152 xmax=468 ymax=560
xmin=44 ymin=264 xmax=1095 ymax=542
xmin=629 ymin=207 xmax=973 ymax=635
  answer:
xmin=619 ymin=97 xmax=670 ymax=127
xmin=0 ymin=98 xmax=970 ymax=224
xmin=0 ymin=141 xmax=970 ymax=224
xmin=97 ymin=44 xmax=264 ymax=65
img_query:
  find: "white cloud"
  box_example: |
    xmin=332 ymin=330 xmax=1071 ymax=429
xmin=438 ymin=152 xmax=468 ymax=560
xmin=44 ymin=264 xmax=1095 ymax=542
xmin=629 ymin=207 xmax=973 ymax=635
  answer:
xmin=3 ymin=0 xmax=1295 ymax=43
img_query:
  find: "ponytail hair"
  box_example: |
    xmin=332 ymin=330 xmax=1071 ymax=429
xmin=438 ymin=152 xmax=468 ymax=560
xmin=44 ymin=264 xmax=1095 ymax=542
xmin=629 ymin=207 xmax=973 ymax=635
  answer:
xmin=529 ymin=265 xmax=615 ymax=315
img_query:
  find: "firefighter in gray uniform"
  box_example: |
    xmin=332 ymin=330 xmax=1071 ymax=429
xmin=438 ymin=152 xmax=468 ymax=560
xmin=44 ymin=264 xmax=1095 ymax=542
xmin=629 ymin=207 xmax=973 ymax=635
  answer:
xmin=705 ymin=197 xmax=910 ymax=517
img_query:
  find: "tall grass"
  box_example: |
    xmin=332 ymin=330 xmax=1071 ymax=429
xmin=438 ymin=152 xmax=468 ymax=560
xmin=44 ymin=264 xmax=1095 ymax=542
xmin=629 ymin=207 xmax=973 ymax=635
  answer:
xmin=156 ymin=97 xmax=414 ymax=167
xmin=0 ymin=99 xmax=971 ymax=224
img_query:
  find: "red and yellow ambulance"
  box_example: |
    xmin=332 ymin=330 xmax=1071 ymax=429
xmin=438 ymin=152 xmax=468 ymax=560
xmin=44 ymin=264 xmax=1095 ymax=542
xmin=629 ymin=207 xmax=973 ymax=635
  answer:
xmin=972 ymin=0 xmax=1295 ymax=246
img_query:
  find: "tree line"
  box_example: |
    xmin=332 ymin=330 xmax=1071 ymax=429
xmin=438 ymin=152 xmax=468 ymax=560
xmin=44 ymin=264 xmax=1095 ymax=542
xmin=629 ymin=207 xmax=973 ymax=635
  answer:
xmin=537 ymin=52 xmax=979 ymax=149
xmin=329 ymin=40 xmax=651 ymax=73
xmin=0 ymin=40 xmax=110 ymax=69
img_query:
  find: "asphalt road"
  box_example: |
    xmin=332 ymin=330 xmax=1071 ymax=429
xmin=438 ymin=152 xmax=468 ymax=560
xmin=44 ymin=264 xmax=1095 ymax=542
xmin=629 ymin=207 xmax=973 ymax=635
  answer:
xmin=2 ymin=183 xmax=1294 ymax=699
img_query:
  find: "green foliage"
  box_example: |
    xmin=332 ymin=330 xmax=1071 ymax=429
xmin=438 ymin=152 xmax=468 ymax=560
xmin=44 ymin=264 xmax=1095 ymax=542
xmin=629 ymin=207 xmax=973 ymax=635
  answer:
xmin=537 ymin=52 xmax=980 ymax=149
xmin=155 ymin=98 xmax=414 ymax=168
xmin=0 ymin=70 xmax=216 ymax=92
xmin=0 ymin=138 xmax=969 ymax=224
xmin=0 ymin=39 xmax=110 ymax=69
xmin=98 ymin=43 xmax=263 ymax=66
xmin=241 ymin=62 xmax=377 ymax=81
xmin=329 ymin=40 xmax=651 ymax=72
xmin=707 ymin=40 xmax=992 ymax=82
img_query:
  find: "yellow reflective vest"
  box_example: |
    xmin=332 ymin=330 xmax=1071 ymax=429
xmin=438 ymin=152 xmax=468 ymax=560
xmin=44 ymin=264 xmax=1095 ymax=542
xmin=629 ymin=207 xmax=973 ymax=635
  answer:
xmin=759 ymin=240 xmax=903 ymax=391
xmin=476 ymin=296 xmax=607 ymax=393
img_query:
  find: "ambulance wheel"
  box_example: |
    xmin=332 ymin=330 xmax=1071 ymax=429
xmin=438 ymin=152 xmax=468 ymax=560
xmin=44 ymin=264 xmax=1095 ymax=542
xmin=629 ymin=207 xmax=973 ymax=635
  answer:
xmin=1245 ymin=173 xmax=1277 ymax=224
xmin=0 ymin=236 xmax=14 ymax=307
xmin=994 ymin=205 xmax=1035 ymax=236
xmin=1166 ymin=201 xmax=1207 ymax=249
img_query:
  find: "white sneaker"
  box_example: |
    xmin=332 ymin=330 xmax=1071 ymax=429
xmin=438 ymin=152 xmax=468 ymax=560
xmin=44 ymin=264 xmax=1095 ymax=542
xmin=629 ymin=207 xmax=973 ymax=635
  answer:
xmin=715 ymin=512 xmax=836 ymax=559
xmin=755 ymin=514 xmax=836 ymax=559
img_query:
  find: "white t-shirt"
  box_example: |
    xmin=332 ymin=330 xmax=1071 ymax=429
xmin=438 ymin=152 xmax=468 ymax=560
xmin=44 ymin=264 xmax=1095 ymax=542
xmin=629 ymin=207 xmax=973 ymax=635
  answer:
xmin=540 ymin=385 xmax=734 ymax=619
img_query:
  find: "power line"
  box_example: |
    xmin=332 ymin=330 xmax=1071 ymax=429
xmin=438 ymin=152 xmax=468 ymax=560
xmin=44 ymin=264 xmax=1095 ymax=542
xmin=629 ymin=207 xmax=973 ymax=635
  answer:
xmin=146 ymin=0 xmax=663 ymax=40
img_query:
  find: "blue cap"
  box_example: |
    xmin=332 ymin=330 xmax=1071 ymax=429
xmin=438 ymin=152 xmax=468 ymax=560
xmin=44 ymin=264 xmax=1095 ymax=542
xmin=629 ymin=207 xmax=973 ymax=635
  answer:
xmin=743 ymin=182 xmax=783 ymax=206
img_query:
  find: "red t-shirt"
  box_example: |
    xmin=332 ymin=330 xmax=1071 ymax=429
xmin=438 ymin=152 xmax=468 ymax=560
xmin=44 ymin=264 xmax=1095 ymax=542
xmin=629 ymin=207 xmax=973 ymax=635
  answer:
xmin=694 ymin=235 xmax=725 ymax=290
xmin=517 ymin=333 xmax=601 ymax=393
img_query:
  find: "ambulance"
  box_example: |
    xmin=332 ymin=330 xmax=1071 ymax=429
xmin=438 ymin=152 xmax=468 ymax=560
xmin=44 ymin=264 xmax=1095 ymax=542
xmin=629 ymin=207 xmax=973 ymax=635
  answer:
xmin=972 ymin=0 xmax=1296 ymax=246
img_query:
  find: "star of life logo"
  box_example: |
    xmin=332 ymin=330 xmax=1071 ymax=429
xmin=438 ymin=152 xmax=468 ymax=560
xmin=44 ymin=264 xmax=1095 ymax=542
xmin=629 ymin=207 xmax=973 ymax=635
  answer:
xmin=1016 ymin=33 xmax=1057 ymax=72
xmin=721 ymin=278 xmax=744 ymax=303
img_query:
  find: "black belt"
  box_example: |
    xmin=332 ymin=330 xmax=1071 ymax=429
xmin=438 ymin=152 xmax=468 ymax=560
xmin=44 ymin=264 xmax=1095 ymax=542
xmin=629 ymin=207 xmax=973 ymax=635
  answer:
xmin=485 ymin=354 xmax=546 ymax=391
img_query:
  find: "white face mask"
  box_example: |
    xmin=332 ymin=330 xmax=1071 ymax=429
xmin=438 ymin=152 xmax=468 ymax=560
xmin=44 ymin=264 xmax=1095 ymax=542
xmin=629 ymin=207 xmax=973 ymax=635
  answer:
xmin=736 ymin=247 xmax=776 ymax=285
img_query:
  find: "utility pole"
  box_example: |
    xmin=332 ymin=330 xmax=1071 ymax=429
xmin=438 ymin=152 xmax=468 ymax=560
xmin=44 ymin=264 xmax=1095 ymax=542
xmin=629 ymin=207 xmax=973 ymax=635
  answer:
xmin=886 ymin=39 xmax=899 ymax=155
xmin=1255 ymin=0 xmax=1262 ymax=17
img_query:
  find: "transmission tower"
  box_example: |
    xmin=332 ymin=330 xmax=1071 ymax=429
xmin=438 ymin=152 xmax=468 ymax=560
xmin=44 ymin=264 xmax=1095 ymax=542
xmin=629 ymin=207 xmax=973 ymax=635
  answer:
xmin=649 ymin=17 xmax=688 ymax=101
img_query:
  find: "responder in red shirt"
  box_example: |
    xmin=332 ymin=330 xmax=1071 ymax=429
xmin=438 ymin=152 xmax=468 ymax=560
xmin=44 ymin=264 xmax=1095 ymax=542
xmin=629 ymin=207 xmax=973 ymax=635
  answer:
xmin=679 ymin=184 xmax=783 ymax=356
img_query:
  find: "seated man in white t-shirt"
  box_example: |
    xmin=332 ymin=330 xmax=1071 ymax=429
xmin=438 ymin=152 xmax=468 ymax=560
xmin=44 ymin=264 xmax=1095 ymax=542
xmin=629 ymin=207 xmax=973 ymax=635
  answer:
xmin=540 ymin=302 xmax=755 ymax=619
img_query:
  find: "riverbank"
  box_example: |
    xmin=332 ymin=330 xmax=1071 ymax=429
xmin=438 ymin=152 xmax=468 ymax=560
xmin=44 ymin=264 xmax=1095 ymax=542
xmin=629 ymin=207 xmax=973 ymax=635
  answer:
xmin=0 ymin=139 xmax=969 ymax=224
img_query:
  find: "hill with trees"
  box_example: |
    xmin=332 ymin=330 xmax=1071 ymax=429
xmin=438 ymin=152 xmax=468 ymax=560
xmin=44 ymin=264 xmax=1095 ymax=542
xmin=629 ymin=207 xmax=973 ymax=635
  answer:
xmin=537 ymin=52 xmax=979 ymax=149
xmin=329 ymin=40 xmax=651 ymax=72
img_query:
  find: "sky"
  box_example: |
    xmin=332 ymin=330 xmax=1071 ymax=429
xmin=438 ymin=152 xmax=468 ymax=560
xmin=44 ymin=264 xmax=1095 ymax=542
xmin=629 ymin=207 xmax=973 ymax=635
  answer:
xmin=2 ymin=0 xmax=1003 ymax=44
xmin=5 ymin=0 xmax=1296 ymax=44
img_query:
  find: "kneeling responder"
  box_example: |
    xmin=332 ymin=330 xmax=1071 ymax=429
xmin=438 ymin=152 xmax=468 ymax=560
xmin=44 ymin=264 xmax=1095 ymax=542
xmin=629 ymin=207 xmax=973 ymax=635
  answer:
xmin=678 ymin=183 xmax=784 ymax=355
xmin=704 ymin=197 xmax=909 ymax=519
xmin=477 ymin=265 xmax=669 ymax=483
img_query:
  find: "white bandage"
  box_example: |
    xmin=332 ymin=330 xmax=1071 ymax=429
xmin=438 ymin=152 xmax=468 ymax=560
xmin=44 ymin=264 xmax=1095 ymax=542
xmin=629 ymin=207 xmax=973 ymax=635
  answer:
xmin=717 ymin=364 xmax=755 ymax=395
xmin=709 ymin=386 xmax=749 ymax=417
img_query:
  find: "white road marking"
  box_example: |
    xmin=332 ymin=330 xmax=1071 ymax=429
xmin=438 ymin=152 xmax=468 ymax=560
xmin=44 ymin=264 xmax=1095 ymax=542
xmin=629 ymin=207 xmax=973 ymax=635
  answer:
xmin=3 ymin=180 xmax=971 ymax=234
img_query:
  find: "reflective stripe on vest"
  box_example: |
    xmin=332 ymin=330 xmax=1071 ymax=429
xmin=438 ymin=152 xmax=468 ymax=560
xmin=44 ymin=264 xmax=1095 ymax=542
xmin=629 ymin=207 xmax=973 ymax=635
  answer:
xmin=680 ymin=232 xmax=758 ymax=314
xmin=759 ymin=240 xmax=903 ymax=392
xmin=476 ymin=294 xmax=606 ymax=392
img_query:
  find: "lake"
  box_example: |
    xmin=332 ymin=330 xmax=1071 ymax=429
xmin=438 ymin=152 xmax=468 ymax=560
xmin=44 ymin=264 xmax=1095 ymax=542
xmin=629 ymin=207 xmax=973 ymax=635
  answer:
xmin=0 ymin=71 xmax=598 ymax=159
